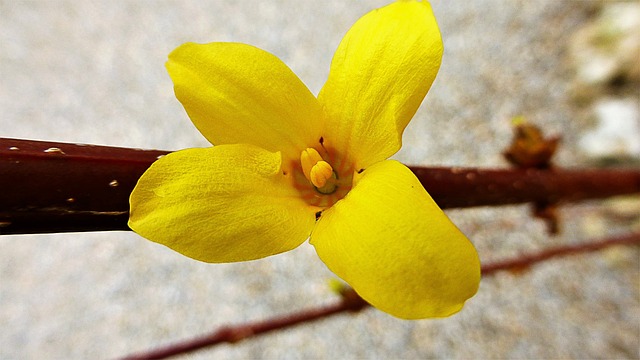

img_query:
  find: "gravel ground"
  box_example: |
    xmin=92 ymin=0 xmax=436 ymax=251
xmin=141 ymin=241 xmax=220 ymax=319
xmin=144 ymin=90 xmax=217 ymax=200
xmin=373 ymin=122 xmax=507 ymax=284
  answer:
xmin=1 ymin=1 xmax=638 ymax=359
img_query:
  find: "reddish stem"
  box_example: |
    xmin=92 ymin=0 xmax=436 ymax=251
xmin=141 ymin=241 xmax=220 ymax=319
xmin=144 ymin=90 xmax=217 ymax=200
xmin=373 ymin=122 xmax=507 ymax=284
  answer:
xmin=0 ymin=138 xmax=166 ymax=234
xmin=1 ymin=137 xmax=639 ymax=234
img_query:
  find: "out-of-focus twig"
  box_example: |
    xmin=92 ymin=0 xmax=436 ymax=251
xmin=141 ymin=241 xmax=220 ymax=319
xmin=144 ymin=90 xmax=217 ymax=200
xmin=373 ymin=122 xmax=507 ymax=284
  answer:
xmin=1 ymin=137 xmax=638 ymax=234
xmin=502 ymin=120 xmax=562 ymax=233
xmin=121 ymin=232 xmax=640 ymax=360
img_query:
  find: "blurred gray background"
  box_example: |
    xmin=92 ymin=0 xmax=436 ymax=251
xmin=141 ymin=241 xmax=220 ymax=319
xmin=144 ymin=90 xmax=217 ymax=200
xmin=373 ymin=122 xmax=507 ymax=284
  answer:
xmin=1 ymin=1 xmax=638 ymax=359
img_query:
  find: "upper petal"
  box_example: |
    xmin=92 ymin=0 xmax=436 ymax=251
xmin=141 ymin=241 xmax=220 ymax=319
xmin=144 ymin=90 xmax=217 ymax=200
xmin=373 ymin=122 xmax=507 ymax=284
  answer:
xmin=167 ymin=42 xmax=324 ymax=161
xmin=310 ymin=160 xmax=480 ymax=319
xmin=129 ymin=144 xmax=317 ymax=263
xmin=318 ymin=1 xmax=443 ymax=169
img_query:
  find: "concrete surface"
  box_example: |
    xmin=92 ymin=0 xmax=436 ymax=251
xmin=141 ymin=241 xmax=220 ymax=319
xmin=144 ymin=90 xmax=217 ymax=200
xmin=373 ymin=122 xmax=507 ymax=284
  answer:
xmin=1 ymin=1 xmax=638 ymax=359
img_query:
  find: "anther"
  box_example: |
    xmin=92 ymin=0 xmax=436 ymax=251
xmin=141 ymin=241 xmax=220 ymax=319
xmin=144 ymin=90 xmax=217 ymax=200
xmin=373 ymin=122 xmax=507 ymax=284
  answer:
xmin=310 ymin=161 xmax=333 ymax=188
xmin=300 ymin=148 xmax=323 ymax=180
xmin=300 ymin=147 xmax=337 ymax=194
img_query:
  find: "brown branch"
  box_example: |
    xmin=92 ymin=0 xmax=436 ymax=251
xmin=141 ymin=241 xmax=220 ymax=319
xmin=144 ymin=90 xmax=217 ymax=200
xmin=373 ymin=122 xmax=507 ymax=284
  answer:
xmin=411 ymin=166 xmax=639 ymax=208
xmin=0 ymin=138 xmax=166 ymax=234
xmin=121 ymin=232 xmax=640 ymax=360
xmin=1 ymin=137 xmax=639 ymax=234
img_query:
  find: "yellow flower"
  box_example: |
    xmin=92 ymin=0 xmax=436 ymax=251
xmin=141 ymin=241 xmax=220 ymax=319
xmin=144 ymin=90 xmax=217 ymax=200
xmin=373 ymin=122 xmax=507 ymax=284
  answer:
xmin=129 ymin=0 xmax=480 ymax=319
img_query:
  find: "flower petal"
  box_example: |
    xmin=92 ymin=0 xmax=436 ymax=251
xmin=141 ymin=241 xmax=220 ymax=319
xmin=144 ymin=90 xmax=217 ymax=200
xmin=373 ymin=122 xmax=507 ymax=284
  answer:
xmin=310 ymin=160 xmax=480 ymax=319
xmin=129 ymin=144 xmax=316 ymax=263
xmin=166 ymin=42 xmax=324 ymax=160
xmin=318 ymin=1 xmax=443 ymax=169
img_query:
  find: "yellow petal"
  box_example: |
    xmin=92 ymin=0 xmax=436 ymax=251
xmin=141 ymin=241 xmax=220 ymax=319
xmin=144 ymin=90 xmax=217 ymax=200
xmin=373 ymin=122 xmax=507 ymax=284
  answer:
xmin=310 ymin=160 xmax=480 ymax=319
xmin=166 ymin=42 xmax=324 ymax=161
xmin=318 ymin=1 xmax=443 ymax=169
xmin=129 ymin=144 xmax=316 ymax=263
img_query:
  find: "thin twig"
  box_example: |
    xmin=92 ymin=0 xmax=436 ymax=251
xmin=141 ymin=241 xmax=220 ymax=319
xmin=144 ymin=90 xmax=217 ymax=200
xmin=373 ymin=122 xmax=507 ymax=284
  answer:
xmin=121 ymin=287 xmax=367 ymax=360
xmin=1 ymin=137 xmax=638 ymax=234
xmin=480 ymin=232 xmax=640 ymax=274
xmin=121 ymin=232 xmax=640 ymax=360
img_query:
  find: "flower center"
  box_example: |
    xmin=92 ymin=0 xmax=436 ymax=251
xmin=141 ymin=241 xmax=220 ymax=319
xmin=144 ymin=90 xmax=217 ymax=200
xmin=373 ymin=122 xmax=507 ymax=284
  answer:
xmin=290 ymin=140 xmax=354 ymax=209
xmin=300 ymin=148 xmax=337 ymax=194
